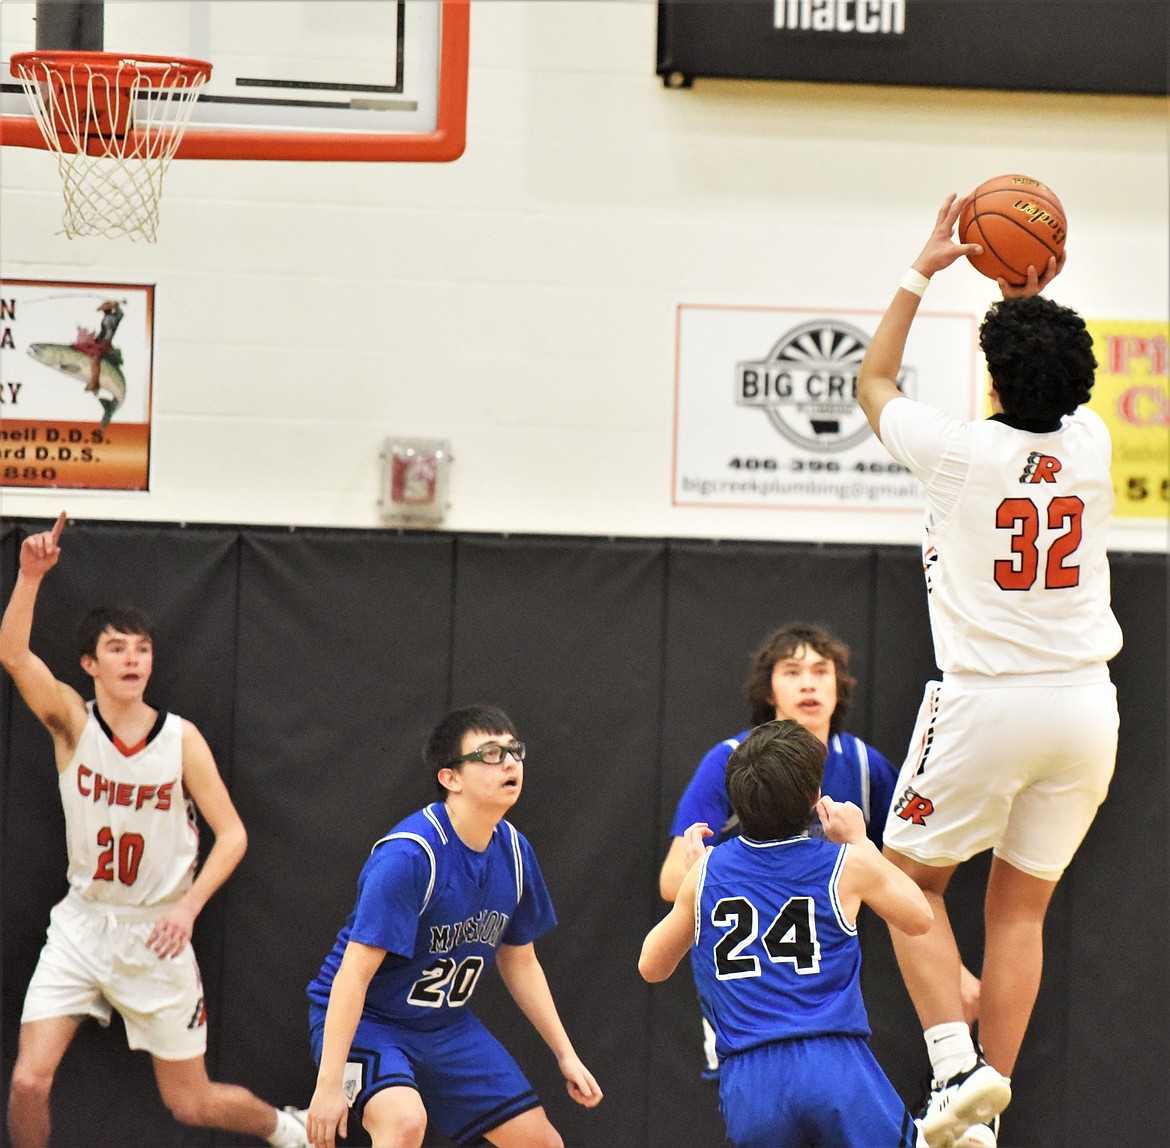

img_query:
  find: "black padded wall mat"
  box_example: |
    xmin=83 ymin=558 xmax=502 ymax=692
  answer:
xmin=1 ymin=518 xmax=1164 ymax=1147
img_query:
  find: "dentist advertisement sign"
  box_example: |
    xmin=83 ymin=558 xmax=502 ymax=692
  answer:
xmin=0 ymin=279 xmax=155 ymax=491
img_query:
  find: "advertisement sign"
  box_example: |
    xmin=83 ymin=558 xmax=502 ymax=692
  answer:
xmin=672 ymin=303 xmax=978 ymax=512
xmin=0 ymin=279 xmax=154 ymax=491
xmin=1084 ymin=318 xmax=1169 ymax=521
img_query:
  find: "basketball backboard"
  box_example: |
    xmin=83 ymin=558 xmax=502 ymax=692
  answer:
xmin=0 ymin=0 xmax=468 ymax=161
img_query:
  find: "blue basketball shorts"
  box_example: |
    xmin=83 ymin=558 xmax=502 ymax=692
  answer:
xmin=719 ymin=1034 xmax=920 ymax=1148
xmin=308 ymin=1005 xmax=539 ymax=1146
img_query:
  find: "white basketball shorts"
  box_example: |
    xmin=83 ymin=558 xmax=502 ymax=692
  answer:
xmin=882 ymin=665 xmax=1118 ymax=882
xmin=21 ymin=894 xmax=208 ymax=1060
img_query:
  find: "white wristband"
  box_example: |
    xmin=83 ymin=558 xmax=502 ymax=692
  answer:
xmin=900 ymin=269 xmax=930 ymax=297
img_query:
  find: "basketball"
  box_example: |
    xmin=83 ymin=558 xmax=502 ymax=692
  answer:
xmin=958 ymin=174 xmax=1066 ymax=286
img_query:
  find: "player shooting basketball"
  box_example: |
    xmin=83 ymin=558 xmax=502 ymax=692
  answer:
xmin=855 ymin=195 xmax=1122 ymax=1148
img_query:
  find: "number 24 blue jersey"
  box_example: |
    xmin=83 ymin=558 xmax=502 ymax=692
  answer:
xmin=692 ymin=835 xmax=870 ymax=1061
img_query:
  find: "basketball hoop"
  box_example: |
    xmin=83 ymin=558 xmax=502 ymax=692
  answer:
xmin=10 ymin=51 xmax=212 ymax=241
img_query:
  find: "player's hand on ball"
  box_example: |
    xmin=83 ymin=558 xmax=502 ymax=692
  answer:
xmin=998 ymin=249 xmax=1065 ymax=299
xmin=815 ymin=795 xmax=866 ymax=845
xmin=912 ymin=193 xmax=982 ymax=279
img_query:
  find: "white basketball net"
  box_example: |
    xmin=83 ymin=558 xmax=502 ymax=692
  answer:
xmin=12 ymin=54 xmax=210 ymax=242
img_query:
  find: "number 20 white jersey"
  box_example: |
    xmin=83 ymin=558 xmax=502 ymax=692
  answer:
xmin=880 ymin=399 xmax=1123 ymax=676
xmin=59 ymin=703 xmax=198 ymax=907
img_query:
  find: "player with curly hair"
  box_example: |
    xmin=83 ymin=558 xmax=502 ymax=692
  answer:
xmin=855 ymin=197 xmax=1122 ymax=1148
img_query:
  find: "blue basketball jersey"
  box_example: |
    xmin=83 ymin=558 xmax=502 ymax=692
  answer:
xmin=692 ymin=835 xmax=870 ymax=1061
xmin=307 ymin=803 xmax=556 ymax=1031
xmin=671 ymin=730 xmax=898 ymax=848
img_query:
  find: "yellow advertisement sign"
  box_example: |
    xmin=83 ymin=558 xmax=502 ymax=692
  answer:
xmin=1085 ymin=319 xmax=1170 ymax=520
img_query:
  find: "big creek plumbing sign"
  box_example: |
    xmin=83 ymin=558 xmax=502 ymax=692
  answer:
xmin=672 ymin=303 xmax=978 ymax=512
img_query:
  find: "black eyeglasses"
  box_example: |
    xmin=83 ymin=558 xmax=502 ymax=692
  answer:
xmin=449 ymin=740 xmax=526 ymax=767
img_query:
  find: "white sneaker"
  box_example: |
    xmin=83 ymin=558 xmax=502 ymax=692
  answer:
xmin=956 ymin=1115 xmax=999 ymax=1148
xmin=270 ymin=1106 xmax=310 ymax=1148
xmin=919 ymin=1058 xmax=1011 ymax=1148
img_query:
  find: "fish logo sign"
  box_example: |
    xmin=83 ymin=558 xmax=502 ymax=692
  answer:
xmin=26 ymin=300 xmax=127 ymax=427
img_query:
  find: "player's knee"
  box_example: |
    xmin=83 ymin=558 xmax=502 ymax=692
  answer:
xmin=364 ymin=1102 xmax=426 ymax=1147
xmin=161 ymin=1086 xmax=212 ymax=1127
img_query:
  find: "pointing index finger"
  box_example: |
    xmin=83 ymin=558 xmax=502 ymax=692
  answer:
xmin=50 ymin=511 xmax=67 ymax=544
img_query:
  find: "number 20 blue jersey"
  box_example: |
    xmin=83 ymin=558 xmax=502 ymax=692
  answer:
xmin=307 ymin=802 xmax=556 ymax=1031
xmin=692 ymin=835 xmax=870 ymax=1061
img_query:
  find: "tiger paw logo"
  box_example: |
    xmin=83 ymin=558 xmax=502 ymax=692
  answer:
xmin=893 ymin=787 xmax=934 ymax=825
xmin=1019 ymin=452 xmax=1062 ymax=483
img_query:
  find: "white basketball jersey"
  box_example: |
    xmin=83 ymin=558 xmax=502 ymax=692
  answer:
xmin=881 ymin=400 xmax=1123 ymax=675
xmin=59 ymin=703 xmax=198 ymax=906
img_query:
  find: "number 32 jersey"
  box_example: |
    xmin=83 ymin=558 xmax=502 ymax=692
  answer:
xmin=692 ymin=835 xmax=869 ymax=1061
xmin=307 ymin=802 xmax=556 ymax=1031
xmin=880 ymin=399 xmax=1122 ymax=675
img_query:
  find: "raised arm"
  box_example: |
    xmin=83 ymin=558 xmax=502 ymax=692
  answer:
xmin=0 ymin=512 xmax=88 ymax=755
xmin=856 ymin=194 xmax=982 ymax=440
xmin=661 ymin=743 xmax=732 ymax=901
xmin=495 ymin=941 xmax=603 ymax=1108
xmin=146 ymin=721 xmax=248 ymax=958
xmin=816 ymin=795 xmax=932 ymax=936
xmin=658 ymin=836 xmax=690 ymax=902
xmin=659 ymin=821 xmax=713 ymax=903
xmin=640 ymin=853 xmax=701 ymax=983
xmin=843 ymin=838 xmax=934 ymax=937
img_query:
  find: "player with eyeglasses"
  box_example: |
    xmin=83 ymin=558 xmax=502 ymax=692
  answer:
xmin=305 ymin=705 xmax=601 ymax=1148
xmin=450 ymin=740 xmax=526 ymax=766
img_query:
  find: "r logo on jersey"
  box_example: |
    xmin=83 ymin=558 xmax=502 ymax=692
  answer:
xmin=893 ymin=787 xmax=934 ymax=825
xmin=1019 ymin=451 xmax=1062 ymax=483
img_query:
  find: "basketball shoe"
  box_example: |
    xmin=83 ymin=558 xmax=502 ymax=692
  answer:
xmin=956 ymin=1115 xmax=999 ymax=1147
xmin=919 ymin=1057 xmax=1010 ymax=1148
xmin=269 ymin=1105 xmax=310 ymax=1147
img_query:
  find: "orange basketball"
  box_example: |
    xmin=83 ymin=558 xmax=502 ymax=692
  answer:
xmin=958 ymin=174 xmax=1067 ymax=286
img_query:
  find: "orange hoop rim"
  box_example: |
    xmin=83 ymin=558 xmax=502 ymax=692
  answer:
xmin=10 ymin=50 xmax=212 ymax=86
